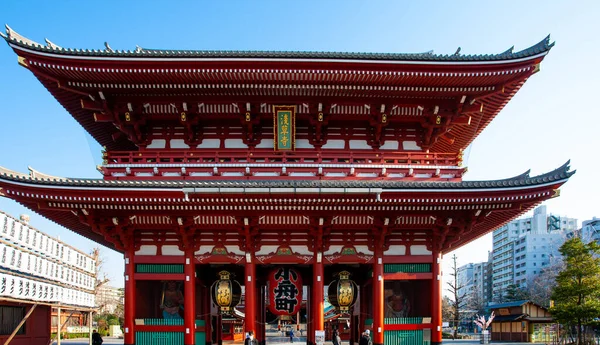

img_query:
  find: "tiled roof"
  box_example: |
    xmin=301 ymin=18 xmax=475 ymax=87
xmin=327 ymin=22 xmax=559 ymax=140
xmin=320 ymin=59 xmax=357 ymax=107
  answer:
xmin=488 ymin=300 xmax=530 ymax=309
xmin=0 ymin=161 xmax=574 ymax=190
xmin=493 ymin=314 xmax=527 ymax=322
xmin=1 ymin=25 xmax=553 ymax=62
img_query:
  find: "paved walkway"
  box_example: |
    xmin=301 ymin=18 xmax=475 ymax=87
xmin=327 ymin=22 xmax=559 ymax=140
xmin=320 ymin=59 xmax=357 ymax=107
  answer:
xmin=50 ymin=337 xmax=537 ymax=345
xmin=51 ymin=338 xmax=124 ymax=345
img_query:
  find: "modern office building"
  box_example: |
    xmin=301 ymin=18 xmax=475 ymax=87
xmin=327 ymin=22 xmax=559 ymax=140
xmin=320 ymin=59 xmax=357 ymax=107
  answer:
xmin=457 ymin=260 xmax=491 ymax=309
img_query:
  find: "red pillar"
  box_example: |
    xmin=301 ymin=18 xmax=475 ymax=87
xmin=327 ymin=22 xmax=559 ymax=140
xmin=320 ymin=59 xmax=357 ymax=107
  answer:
xmin=184 ymin=248 xmax=196 ymax=345
xmin=372 ymin=249 xmax=384 ymax=345
xmin=312 ymin=251 xmax=324 ymax=345
xmin=431 ymin=250 xmax=443 ymax=345
xmin=124 ymin=246 xmax=136 ymax=345
xmin=245 ymin=253 xmax=257 ymax=340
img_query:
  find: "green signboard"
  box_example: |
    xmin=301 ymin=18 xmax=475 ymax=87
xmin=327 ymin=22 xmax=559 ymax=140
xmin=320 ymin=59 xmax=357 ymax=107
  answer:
xmin=274 ymin=106 xmax=295 ymax=151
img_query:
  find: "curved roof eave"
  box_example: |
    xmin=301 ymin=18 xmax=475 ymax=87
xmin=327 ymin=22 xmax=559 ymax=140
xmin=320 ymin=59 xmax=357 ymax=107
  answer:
xmin=2 ymin=25 xmax=553 ymax=65
xmin=0 ymin=161 xmax=574 ymax=192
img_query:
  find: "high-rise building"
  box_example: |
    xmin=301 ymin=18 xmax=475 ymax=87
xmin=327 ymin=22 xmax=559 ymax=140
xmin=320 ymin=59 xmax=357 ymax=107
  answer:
xmin=457 ymin=260 xmax=491 ymax=310
xmin=579 ymin=218 xmax=600 ymax=243
xmin=491 ymin=205 xmax=577 ymax=302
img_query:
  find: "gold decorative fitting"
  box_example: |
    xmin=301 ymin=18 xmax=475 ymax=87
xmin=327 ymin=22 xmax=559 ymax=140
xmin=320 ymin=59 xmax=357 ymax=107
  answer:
xmin=245 ymin=112 xmax=251 ymax=121
xmin=533 ymin=63 xmax=541 ymax=73
xmin=218 ymin=270 xmax=231 ymax=280
xmin=17 ymin=56 xmax=28 ymax=67
xmin=435 ymin=115 xmax=441 ymax=125
xmin=318 ymin=112 xmax=324 ymax=122
xmin=181 ymin=112 xmax=186 ymax=122
xmin=382 ymin=114 xmax=387 ymax=123
xmin=552 ymin=189 xmax=561 ymax=198
xmin=125 ymin=112 xmax=131 ymax=121
xmin=339 ymin=271 xmax=351 ymax=280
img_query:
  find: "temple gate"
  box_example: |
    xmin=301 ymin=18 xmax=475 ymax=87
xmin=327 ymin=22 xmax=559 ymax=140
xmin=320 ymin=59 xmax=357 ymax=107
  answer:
xmin=0 ymin=26 xmax=572 ymax=345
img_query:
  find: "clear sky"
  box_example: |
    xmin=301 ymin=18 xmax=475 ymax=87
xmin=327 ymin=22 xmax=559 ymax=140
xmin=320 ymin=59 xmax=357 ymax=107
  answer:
xmin=0 ymin=1 xmax=598 ymax=290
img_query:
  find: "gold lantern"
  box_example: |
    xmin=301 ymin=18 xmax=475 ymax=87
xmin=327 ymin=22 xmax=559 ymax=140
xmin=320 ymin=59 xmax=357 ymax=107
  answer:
xmin=327 ymin=271 xmax=358 ymax=313
xmin=211 ymin=271 xmax=242 ymax=314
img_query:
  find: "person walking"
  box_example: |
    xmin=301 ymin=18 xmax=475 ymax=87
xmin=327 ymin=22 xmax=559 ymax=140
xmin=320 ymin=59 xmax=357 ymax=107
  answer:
xmin=332 ymin=330 xmax=341 ymax=345
xmin=247 ymin=331 xmax=258 ymax=345
xmin=92 ymin=330 xmax=103 ymax=345
xmin=359 ymin=330 xmax=372 ymax=345
xmin=289 ymin=328 xmax=295 ymax=343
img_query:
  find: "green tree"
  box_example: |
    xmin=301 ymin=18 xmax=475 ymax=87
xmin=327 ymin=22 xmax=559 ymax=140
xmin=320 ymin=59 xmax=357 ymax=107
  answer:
xmin=504 ymin=284 xmax=529 ymax=302
xmin=550 ymin=238 xmax=600 ymax=345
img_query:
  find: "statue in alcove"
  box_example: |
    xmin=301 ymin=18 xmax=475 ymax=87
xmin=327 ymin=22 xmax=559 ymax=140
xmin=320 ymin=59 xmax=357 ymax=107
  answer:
xmin=385 ymin=282 xmax=411 ymax=318
xmin=161 ymin=280 xmax=184 ymax=319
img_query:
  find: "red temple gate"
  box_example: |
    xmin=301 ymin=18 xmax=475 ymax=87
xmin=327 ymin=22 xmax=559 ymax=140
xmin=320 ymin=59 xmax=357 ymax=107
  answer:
xmin=0 ymin=26 xmax=572 ymax=345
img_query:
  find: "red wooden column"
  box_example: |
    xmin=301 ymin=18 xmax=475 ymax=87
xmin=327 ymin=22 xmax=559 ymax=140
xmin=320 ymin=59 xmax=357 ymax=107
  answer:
xmin=312 ymin=251 xmax=324 ymax=345
xmin=124 ymin=245 xmax=136 ymax=345
xmin=245 ymin=252 xmax=257 ymax=339
xmin=372 ymin=248 xmax=384 ymax=345
xmin=184 ymin=248 xmax=196 ymax=345
xmin=431 ymin=250 xmax=443 ymax=345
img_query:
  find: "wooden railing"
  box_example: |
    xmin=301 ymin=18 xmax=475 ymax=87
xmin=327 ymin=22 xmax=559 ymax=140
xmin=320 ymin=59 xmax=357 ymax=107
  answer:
xmin=104 ymin=149 xmax=460 ymax=166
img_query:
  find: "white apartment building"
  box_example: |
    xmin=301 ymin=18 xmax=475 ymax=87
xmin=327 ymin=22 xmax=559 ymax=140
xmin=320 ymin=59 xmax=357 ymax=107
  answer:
xmin=491 ymin=205 xmax=577 ymax=302
xmin=579 ymin=217 xmax=600 ymax=243
xmin=96 ymin=284 xmax=122 ymax=313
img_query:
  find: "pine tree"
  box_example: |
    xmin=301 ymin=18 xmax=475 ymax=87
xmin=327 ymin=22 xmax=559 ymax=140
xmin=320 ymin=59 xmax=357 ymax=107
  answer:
xmin=550 ymin=238 xmax=600 ymax=345
xmin=504 ymin=284 xmax=529 ymax=302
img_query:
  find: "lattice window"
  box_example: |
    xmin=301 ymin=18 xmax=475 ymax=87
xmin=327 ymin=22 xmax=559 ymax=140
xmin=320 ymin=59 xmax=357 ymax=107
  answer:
xmin=0 ymin=306 xmax=26 ymax=335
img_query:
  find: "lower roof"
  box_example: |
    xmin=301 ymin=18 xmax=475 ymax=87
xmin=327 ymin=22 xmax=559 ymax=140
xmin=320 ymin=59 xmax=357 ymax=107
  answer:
xmin=0 ymin=162 xmax=573 ymax=253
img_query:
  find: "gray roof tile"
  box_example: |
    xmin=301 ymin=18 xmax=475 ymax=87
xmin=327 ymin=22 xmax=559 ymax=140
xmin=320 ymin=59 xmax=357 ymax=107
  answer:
xmin=0 ymin=161 xmax=575 ymax=190
xmin=2 ymin=25 xmax=553 ymax=63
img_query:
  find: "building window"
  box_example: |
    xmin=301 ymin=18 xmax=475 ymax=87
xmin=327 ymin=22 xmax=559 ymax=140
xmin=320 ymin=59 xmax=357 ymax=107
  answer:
xmin=0 ymin=306 xmax=26 ymax=335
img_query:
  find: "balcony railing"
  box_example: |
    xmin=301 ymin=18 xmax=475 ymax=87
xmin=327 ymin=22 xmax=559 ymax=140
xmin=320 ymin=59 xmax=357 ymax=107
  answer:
xmin=100 ymin=149 xmax=465 ymax=180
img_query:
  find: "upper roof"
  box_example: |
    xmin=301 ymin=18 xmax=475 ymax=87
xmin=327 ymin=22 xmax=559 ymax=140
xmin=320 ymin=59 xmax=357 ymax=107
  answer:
xmin=0 ymin=26 xmax=554 ymax=154
xmin=1 ymin=25 xmax=553 ymax=63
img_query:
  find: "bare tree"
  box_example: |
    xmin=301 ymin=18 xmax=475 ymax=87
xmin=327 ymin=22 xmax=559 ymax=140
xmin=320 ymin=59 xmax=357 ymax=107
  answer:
xmin=526 ymin=242 xmax=565 ymax=307
xmin=446 ymin=254 xmax=468 ymax=338
xmin=467 ymin=291 xmax=487 ymax=316
xmin=91 ymin=247 xmax=110 ymax=311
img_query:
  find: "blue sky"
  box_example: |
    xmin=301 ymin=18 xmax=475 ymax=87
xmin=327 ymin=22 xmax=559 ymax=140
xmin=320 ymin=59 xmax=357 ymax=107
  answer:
xmin=0 ymin=1 xmax=598 ymax=289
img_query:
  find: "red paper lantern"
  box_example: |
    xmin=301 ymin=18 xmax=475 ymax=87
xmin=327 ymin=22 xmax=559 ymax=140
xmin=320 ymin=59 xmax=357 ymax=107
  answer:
xmin=268 ymin=267 xmax=303 ymax=315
